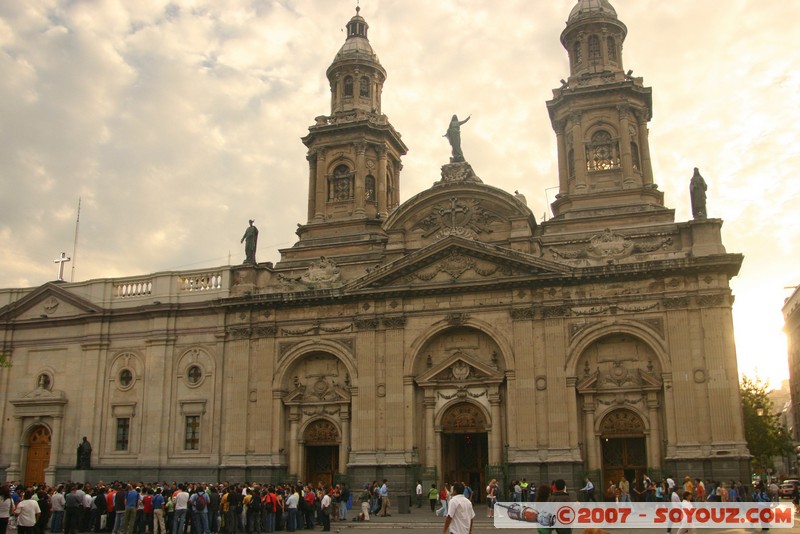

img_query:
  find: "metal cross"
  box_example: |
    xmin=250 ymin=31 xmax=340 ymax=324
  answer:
xmin=53 ymin=252 xmax=71 ymax=281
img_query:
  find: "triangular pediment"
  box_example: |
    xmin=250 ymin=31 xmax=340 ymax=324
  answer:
xmin=345 ymin=236 xmax=572 ymax=291
xmin=0 ymin=283 xmax=103 ymax=322
xmin=416 ymin=349 xmax=503 ymax=387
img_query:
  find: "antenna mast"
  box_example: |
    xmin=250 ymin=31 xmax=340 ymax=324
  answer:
xmin=71 ymin=197 xmax=81 ymax=282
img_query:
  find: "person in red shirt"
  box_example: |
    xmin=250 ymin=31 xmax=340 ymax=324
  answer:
xmin=143 ymin=490 xmax=154 ymax=534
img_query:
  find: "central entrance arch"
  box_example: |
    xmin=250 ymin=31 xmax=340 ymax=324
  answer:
xmin=600 ymin=410 xmax=647 ymax=491
xmin=25 ymin=426 xmax=51 ymax=486
xmin=304 ymin=419 xmax=340 ymax=487
xmin=441 ymin=403 xmax=488 ymax=499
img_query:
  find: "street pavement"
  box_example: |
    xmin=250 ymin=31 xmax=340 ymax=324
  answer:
xmin=323 ymin=501 xmax=800 ymax=533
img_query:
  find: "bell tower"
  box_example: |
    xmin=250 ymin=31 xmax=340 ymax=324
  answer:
xmin=300 ymin=7 xmax=407 ymax=229
xmin=546 ymin=0 xmax=669 ymax=223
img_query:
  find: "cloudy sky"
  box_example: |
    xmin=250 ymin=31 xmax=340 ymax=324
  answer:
xmin=1 ymin=0 xmax=798 ymax=386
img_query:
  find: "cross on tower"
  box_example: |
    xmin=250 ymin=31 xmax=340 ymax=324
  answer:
xmin=53 ymin=252 xmax=71 ymax=281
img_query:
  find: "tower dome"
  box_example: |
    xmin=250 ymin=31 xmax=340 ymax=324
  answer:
xmin=567 ymin=0 xmax=618 ymax=23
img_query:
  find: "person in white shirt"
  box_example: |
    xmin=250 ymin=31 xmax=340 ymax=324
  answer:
xmin=172 ymin=486 xmax=190 ymax=534
xmin=14 ymin=491 xmax=41 ymax=534
xmin=320 ymin=490 xmax=331 ymax=532
xmin=50 ymin=487 xmax=65 ymax=533
xmin=443 ymin=482 xmax=474 ymax=534
xmin=416 ymin=481 xmax=423 ymax=508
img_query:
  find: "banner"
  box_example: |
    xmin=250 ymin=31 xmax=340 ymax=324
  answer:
xmin=493 ymin=501 xmax=795 ymax=529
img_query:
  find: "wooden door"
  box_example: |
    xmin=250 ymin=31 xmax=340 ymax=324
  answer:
xmin=25 ymin=426 xmax=51 ymax=486
xmin=305 ymin=445 xmax=338 ymax=487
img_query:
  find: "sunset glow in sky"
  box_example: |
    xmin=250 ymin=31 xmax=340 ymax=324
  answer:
xmin=0 ymin=1 xmax=797 ymax=387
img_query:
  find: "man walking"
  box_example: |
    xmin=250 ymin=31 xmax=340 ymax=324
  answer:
xmin=378 ymin=480 xmax=390 ymax=517
xmin=442 ymin=482 xmax=474 ymax=534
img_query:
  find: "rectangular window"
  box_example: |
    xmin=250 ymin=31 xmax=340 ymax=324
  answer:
xmin=115 ymin=418 xmax=130 ymax=451
xmin=185 ymin=415 xmax=200 ymax=450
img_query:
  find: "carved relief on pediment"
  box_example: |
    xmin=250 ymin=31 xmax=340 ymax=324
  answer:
xmin=404 ymin=251 xmax=511 ymax=283
xmin=284 ymin=354 xmax=351 ymax=403
xmin=412 ymin=197 xmax=505 ymax=242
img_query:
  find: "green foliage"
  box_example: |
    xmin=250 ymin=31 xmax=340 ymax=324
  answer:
xmin=0 ymin=353 xmax=10 ymax=368
xmin=741 ymin=375 xmax=793 ymax=472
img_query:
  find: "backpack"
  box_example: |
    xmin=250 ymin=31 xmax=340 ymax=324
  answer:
xmin=248 ymin=494 xmax=261 ymax=513
xmin=195 ymin=493 xmax=206 ymax=511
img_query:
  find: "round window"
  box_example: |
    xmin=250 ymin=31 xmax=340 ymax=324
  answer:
xmin=119 ymin=369 xmax=133 ymax=387
xmin=187 ymin=365 xmax=203 ymax=385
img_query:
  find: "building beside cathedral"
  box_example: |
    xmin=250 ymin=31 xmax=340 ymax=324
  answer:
xmin=784 ymin=286 xmax=800 ymax=442
xmin=1 ymin=0 xmax=749 ymax=493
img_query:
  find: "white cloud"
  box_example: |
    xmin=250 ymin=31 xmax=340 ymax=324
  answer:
xmin=0 ymin=0 xmax=798 ymax=383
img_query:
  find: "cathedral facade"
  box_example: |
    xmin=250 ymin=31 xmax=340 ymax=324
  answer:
xmin=1 ymin=1 xmax=749 ymax=494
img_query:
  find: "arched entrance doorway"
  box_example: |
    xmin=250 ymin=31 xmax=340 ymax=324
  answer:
xmin=441 ymin=403 xmax=488 ymax=499
xmin=600 ymin=410 xmax=646 ymax=490
xmin=304 ymin=419 xmax=339 ymax=487
xmin=25 ymin=426 xmax=51 ymax=486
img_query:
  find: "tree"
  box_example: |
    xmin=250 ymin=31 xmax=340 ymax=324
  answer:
xmin=741 ymin=375 xmax=793 ymax=476
xmin=0 ymin=353 xmax=10 ymax=368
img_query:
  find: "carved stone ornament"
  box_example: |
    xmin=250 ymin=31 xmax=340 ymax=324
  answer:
xmin=278 ymin=256 xmax=343 ymax=291
xmin=43 ymin=297 xmax=59 ymax=314
xmin=663 ymin=296 xmax=690 ymax=309
xmin=303 ymin=419 xmax=339 ymax=445
xmin=586 ymin=229 xmax=633 ymax=259
xmin=381 ymin=316 xmax=406 ymax=329
xmin=510 ymin=308 xmax=535 ymax=320
xmin=301 ymin=257 xmax=341 ymax=286
xmin=435 ymin=162 xmax=483 ymax=186
xmin=451 ymin=361 xmax=471 ymax=380
xmin=412 ymin=197 xmax=503 ymax=242
xmin=406 ymin=250 xmax=510 ymax=283
xmin=600 ymin=410 xmax=645 ymax=436
xmin=228 ymin=327 xmax=252 ymax=339
xmin=441 ymin=403 xmax=487 ymax=432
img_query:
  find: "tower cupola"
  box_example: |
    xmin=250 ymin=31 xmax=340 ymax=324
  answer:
xmin=561 ymin=0 xmax=627 ymax=79
xmin=326 ymin=6 xmax=387 ymax=115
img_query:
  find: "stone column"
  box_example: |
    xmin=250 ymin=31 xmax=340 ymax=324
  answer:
xmin=566 ymin=377 xmax=579 ymax=451
xmin=354 ymin=143 xmax=366 ymax=216
xmin=403 ymin=377 xmax=414 ymax=454
xmin=583 ymin=396 xmax=598 ymax=470
xmin=489 ymin=392 xmax=502 ymax=465
xmin=376 ymin=147 xmax=388 ymax=217
xmin=637 ymin=113 xmax=654 ymax=185
xmin=571 ymin=112 xmax=588 ymax=191
xmin=307 ymin=153 xmax=316 ymax=222
xmin=288 ymin=407 xmax=300 ymax=476
xmin=435 ymin=428 xmax=443 ymax=481
xmin=647 ymin=394 xmax=662 ymax=469
xmin=297 ymin=440 xmax=305 ymax=482
xmin=340 ymin=409 xmax=351 ymax=473
xmin=617 ymin=105 xmax=636 ymax=185
xmin=424 ymin=394 xmax=436 ymax=468
xmin=314 ymin=149 xmax=327 ymax=221
xmin=51 ymin=415 xmax=64 ymax=472
xmin=662 ymin=373 xmax=677 ymax=453
xmin=4 ymin=416 xmax=22 ymax=481
xmin=554 ymin=120 xmax=568 ymax=193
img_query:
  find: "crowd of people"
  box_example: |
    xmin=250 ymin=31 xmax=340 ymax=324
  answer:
xmin=0 ymin=478 xmax=400 ymax=534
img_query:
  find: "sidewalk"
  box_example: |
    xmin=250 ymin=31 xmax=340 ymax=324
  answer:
xmin=330 ymin=501 xmax=800 ymax=532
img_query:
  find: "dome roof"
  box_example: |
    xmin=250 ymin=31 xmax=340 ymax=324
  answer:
xmin=567 ymin=0 xmax=618 ymax=23
xmin=331 ymin=8 xmax=381 ymax=65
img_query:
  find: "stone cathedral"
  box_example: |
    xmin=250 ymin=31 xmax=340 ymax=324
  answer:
xmin=0 ymin=0 xmax=749 ymax=494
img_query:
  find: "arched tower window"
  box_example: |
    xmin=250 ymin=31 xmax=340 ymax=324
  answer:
xmin=359 ymin=77 xmax=370 ymax=97
xmin=631 ymin=142 xmax=641 ymax=172
xmin=607 ymin=36 xmax=618 ymax=63
xmin=344 ymin=76 xmax=353 ymax=97
xmin=586 ymin=130 xmax=620 ymax=171
xmin=588 ymin=35 xmax=601 ymax=62
xmin=331 ymin=164 xmax=353 ymax=201
xmin=573 ymin=41 xmax=583 ymax=65
xmin=365 ymin=175 xmax=376 ymax=202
